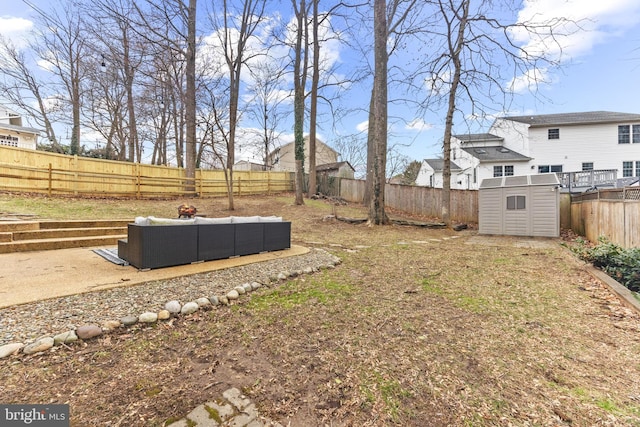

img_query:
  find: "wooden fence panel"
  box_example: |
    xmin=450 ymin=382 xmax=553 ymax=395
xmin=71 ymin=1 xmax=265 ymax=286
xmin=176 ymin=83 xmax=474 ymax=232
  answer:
xmin=339 ymin=178 xmax=478 ymax=223
xmin=0 ymin=145 xmax=294 ymax=198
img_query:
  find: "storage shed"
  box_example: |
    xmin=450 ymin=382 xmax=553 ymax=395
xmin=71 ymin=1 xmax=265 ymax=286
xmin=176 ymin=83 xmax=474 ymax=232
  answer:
xmin=479 ymin=173 xmax=560 ymax=237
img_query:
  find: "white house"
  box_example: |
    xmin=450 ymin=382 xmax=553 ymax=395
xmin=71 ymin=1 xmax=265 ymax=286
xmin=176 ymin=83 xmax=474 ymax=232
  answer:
xmin=0 ymin=106 xmax=40 ymax=150
xmin=417 ymin=111 xmax=640 ymax=190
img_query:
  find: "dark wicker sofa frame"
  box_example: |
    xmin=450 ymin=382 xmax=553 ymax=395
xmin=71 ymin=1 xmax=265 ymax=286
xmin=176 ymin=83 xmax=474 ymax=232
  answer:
xmin=118 ymin=221 xmax=291 ymax=269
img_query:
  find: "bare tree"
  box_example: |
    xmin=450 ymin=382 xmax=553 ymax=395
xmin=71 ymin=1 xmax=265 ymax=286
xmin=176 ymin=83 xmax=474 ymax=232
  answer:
xmin=25 ymin=0 xmax=89 ymax=155
xmin=0 ymin=36 xmax=60 ymax=148
xmin=364 ymin=0 xmax=420 ymax=224
xmin=292 ymin=0 xmax=310 ymax=205
xmin=207 ymin=0 xmax=268 ymax=209
xmin=413 ymin=0 xmax=575 ymax=225
xmin=245 ymin=61 xmax=289 ymax=169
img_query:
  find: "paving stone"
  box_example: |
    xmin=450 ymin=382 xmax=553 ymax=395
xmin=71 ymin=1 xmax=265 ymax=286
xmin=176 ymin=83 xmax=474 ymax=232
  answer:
xmin=223 ymin=388 xmax=252 ymax=410
xmin=205 ymin=402 xmax=234 ymax=420
xmin=187 ymin=404 xmax=220 ymax=426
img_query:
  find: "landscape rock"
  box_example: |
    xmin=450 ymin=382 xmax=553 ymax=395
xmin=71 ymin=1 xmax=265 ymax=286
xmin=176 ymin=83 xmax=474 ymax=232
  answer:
xmin=23 ymin=337 xmax=54 ymax=355
xmin=195 ymin=297 xmax=211 ymax=307
xmin=208 ymin=296 xmax=220 ymax=306
xmin=53 ymin=331 xmax=78 ymax=345
xmin=250 ymin=282 xmax=262 ymax=290
xmin=139 ymin=312 xmax=158 ymax=323
xmin=157 ymin=309 xmax=171 ymax=320
xmin=227 ymin=289 xmax=240 ymax=300
xmin=181 ymin=301 xmax=199 ymax=314
xmin=120 ymin=315 xmax=138 ymax=326
xmin=165 ymin=300 xmax=182 ymax=314
xmin=76 ymin=324 xmax=103 ymax=340
xmin=242 ymin=283 xmax=253 ymax=293
xmin=219 ymin=295 xmax=230 ymax=306
xmin=101 ymin=320 xmax=121 ymax=331
xmin=234 ymin=286 xmax=246 ymax=295
xmin=0 ymin=343 xmax=24 ymax=358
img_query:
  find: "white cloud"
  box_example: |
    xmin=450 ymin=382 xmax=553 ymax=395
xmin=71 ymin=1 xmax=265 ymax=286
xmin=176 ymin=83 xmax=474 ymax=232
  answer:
xmin=514 ymin=0 xmax=640 ymax=61
xmin=356 ymin=120 xmax=368 ymax=133
xmin=405 ymin=118 xmax=433 ymax=132
xmin=0 ymin=17 xmax=33 ymax=36
xmin=507 ymin=67 xmax=553 ymax=94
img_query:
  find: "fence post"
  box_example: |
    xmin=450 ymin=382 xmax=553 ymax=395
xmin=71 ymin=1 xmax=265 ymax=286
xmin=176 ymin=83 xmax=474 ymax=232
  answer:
xmin=136 ymin=164 xmax=141 ymax=199
xmin=73 ymin=155 xmax=79 ymax=196
xmin=48 ymin=163 xmax=52 ymax=197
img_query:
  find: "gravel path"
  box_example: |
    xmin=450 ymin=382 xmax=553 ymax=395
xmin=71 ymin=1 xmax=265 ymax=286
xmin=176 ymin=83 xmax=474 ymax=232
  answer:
xmin=0 ymin=248 xmax=340 ymax=347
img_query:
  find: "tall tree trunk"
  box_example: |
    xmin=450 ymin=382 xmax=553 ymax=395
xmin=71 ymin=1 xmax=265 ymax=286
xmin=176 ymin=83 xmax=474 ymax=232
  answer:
xmin=122 ymin=28 xmax=138 ymax=163
xmin=368 ymin=0 xmax=389 ymax=225
xmin=293 ymin=0 xmax=306 ymax=205
xmin=184 ymin=0 xmax=197 ymax=195
xmin=441 ymin=0 xmax=469 ymax=227
xmin=307 ymin=0 xmax=319 ymax=198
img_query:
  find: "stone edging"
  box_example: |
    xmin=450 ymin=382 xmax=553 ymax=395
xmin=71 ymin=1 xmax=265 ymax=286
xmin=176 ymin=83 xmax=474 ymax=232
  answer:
xmin=0 ymin=253 xmax=342 ymax=359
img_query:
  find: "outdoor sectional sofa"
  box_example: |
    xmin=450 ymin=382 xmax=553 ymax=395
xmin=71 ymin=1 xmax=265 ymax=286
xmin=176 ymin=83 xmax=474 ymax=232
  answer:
xmin=117 ymin=216 xmax=291 ymax=269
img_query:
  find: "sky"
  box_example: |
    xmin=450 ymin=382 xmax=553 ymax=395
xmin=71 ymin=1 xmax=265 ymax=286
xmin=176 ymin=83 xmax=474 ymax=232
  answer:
xmin=1 ymin=0 xmax=640 ymax=166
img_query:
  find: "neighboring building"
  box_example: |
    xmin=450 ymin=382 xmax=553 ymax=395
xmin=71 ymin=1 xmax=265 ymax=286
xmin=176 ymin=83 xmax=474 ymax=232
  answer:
xmin=233 ymin=160 xmax=268 ymax=171
xmin=0 ymin=106 xmax=40 ymax=150
xmin=267 ymin=136 xmax=338 ymax=173
xmin=416 ymin=159 xmax=466 ymax=189
xmin=417 ymin=111 xmax=640 ymax=190
xmin=316 ymin=161 xmax=355 ymax=179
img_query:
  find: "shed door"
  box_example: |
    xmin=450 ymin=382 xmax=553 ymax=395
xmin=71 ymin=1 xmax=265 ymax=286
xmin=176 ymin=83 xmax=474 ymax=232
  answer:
xmin=503 ymin=188 xmax=530 ymax=236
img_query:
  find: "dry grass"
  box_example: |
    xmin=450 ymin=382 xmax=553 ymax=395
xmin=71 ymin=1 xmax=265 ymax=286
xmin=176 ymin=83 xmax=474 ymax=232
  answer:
xmin=1 ymin=192 xmax=640 ymax=426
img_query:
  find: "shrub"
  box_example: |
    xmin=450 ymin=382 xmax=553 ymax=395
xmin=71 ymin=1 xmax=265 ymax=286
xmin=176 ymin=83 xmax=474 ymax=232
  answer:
xmin=571 ymin=236 xmax=640 ymax=292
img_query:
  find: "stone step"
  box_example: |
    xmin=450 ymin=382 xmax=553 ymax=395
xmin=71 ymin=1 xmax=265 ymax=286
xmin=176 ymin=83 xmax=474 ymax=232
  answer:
xmin=0 ymin=234 xmax=128 ymax=254
xmin=11 ymin=226 xmax=127 ymax=241
xmin=0 ymin=219 xmax=130 ymax=232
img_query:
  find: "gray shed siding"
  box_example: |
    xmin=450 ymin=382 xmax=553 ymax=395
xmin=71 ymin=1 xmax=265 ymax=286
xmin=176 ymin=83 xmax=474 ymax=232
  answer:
xmin=479 ymin=174 xmax=560 ymax=237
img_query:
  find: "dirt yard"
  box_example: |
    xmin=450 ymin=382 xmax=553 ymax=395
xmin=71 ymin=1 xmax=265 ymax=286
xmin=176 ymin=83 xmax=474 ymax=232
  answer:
xmin=1 ymin=194 xmax=640 ymax=426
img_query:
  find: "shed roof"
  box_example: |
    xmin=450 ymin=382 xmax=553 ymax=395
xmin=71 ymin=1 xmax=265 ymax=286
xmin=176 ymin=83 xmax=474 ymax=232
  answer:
xmin=503 ymin=111 xmax=640 ymax=127
xmin=461 ymin=145 xmax=530 ymax=162
xmin=480 ymin=173 xmax=560 ymax=189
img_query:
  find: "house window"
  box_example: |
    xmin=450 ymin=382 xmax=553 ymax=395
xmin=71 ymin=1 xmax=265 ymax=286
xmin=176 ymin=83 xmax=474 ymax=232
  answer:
xmin=548 ymin=128 xmax=559 ymax=140
xmin=429 ymin=175 xmax=433 ymax=187
xmin=621 ymin=161 xmax=640 ymax=177
xmin=619 ymin=125 xmax=630 ymax=144
xmin=538 ymin=165 xmax=563 ymax=173
xmin=506 ymin=195 xmax=526 ymax=210
xmin=0 ymin=134 xmax=19 ymax=147
xmin=582 ymin=162 xmax=593 ymax=171
xmin=494 ymin=165 xmax=514 ymax=177
xmin=473 ymin=168 xmax=477 ymax=184
xmin=634 ymin=125 xmax=640 ymax=143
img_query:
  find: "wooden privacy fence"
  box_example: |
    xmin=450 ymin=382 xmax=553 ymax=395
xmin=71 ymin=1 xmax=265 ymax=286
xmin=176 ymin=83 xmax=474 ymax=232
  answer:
xmin=570 ymin=187 xmax=640 ymax=248
xmin=339 ymin=178 xmax=479 ymax=223
xmin=0 ymin=146 xmax=294 ymax=198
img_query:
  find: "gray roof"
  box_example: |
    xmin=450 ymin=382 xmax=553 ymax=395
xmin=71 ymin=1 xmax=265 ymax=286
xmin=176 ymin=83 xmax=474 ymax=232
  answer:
xmin=0 ymin=122 xmax=40 ymax=134
xmin=424 ymin=159 xmax=462 ymax=171
xmin=462 ymin=145 xmax=531 ymax=162
xmin=480 ymin=173 xmax=560 ymax=189
xmin=503 ymin=111 xmax=640 ymax=127
xmin=453 ymin=133 xmax=503 ymax=142
xmin=316 ymin=161 xmax=354 ymax=172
